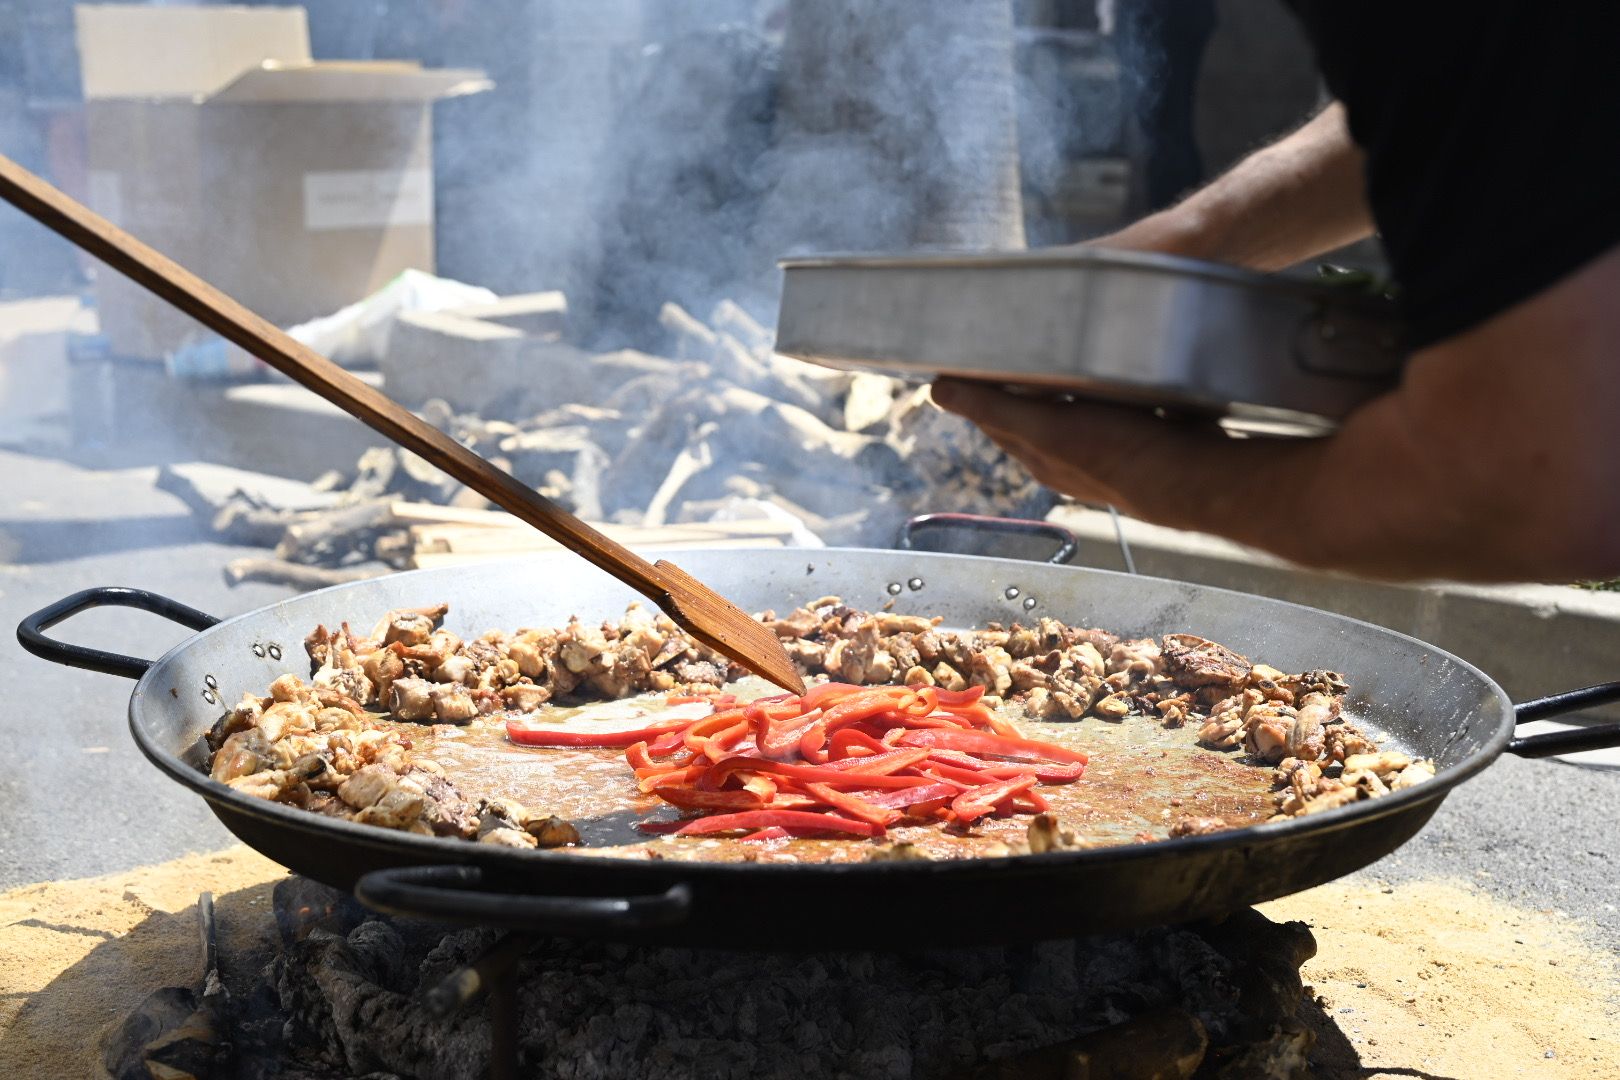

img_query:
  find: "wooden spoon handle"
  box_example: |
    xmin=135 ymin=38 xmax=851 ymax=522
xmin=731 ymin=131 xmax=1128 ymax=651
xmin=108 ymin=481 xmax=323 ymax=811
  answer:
xmin=0 ymin=153 xmax=666 ymax=598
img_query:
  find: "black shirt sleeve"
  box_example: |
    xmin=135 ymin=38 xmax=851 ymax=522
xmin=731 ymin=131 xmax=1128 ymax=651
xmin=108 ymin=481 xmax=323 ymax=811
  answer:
xmin=1284 ymin=2 xmax=1620 ymax=349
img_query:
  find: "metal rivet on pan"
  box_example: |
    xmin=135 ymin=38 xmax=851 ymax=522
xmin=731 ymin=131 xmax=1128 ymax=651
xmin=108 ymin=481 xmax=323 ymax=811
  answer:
xmin=1022 ymin=596 xmax=1038 ymax=611
xmin=204 ymin=674 xmax=218 ymax=689
xmin=907 ymin=577 xmax=924 ymax=591
xmin=886 ymin=582 xmax=902 ymax=595
xmin=252 ymin=643 xmax=266 ymax=658
xmin=268 ymin=644 xmax=283 ymax=660
xmin=1004 ymin=586 xmax=1020 ymax=600
xmin=202 ymin=689 xmax=217 ymax=705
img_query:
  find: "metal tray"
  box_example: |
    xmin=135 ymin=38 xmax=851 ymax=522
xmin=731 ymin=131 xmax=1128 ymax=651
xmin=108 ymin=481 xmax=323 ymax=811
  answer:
xmin=775 ymin=248 xmax=1406 ymax=436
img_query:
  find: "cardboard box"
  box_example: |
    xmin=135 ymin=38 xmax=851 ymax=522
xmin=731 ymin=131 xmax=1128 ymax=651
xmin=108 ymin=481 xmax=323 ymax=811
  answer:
xmin=75 ymin=5 xmax=490 ymax=359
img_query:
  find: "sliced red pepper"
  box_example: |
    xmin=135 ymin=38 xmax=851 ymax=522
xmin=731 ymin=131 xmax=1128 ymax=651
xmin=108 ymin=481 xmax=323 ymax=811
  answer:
xmin=827 ymin=727 xmax=888 ymax=760
xmin=739 ymin=826 xmax=790 ymax=842
xmin=833 ymin=747 xmax=932 ymax=776
xmin=980 ymin=760 xmax=1086 ymax=783
xmin=897 ymin=728 xmax=1088 ymax=765
xmin=705 ymin=756 xmax=936 ymax=790
xmin=625 ymin=741 xmax=656 ymax=773
xmin=802 ymin=782 xmax=902 ymax=827
xmin=951 ymin=775 xmax=1039 ymax=823
xmin=506 ymin=715 xmax=692 ymax=747
xmin=651 ymin=784 xmax=767 ymax=811
xmin=798 ymin=681 xmax=868 ymax=710
xmin=673 ymin=809 xmax=884 ymax=838
xmin=861 ymin=782 xmax=960 ymax=809
xmin=637 ymin=763 xmax=704 ymax=792
xmin=933 ymin=685 xmax=986 ymax=708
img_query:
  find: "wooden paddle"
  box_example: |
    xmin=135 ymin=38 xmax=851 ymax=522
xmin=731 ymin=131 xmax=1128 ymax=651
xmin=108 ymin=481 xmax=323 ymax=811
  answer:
xmin=0 ymin=153 xmax=805 ymax=694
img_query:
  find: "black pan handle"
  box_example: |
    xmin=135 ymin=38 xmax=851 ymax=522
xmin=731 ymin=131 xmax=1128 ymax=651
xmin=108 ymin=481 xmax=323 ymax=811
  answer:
xmin=16 ymin=587 xmax=220 ymax=680
xmin=354 ymin=865 xmax=693 ymax=932
xmin=898 ymin=513 xmax=1078 ymax=566
xmin=1508 ymin=682 xmax=1620 ymax=758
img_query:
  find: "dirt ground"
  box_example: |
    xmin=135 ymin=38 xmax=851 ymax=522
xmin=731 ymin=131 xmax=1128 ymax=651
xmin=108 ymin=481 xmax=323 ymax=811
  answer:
xmin=0 ymin=847 xmax=1614 ymax=1079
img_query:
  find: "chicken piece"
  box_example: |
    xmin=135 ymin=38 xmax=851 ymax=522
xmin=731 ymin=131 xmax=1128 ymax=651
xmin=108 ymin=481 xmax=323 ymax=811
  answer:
xmin=902 ymin=663 xmax=935 ymax=687
xmin=1342 ymin=750 xmax=1411 ymax=778
xmin=1322 ymin=725 xmax=1377 ymax=763
xmin=1026 ymin=813 xmax=1083 ymax=853
xmin=1198 ymin=688 xmax=1262 ymax=750
xmin=1009 ymin=660 xmax=1049 ymax=693
xmin=225 ymin=768 xmax=309 ymax=803
xmin=965 ymin=644 xmax=1014 ymax=697
xmin=255 ymin=699 xmax=317 ymax=744
xmin=1106 ymin=637 xmax=1162 ymax=679
xmin=873 ymin=612 xmax=938 ymax=636
xmin=355 ymin=784 xmax=428 ymax=829
xmin=501 ymin=683 xmax=551 ymax=713
xmin=1285 ymin=691 xmax=1338 ymax=761
xmin=368 ymin=603 xmax=449 ymax=645
xmin=1298 ymin=779 xmax=1363 ymax=815
xmin=337 ymin=763 xmax=399 ymax=810
xmin=865 ymin=841 xmax=932 ymax=862
xmin=360 ymin=644 xmax=405 ymax=702
xmin=932 ymin=662 xmax=967 ymax=692
xmin=1241 ymin=702 xmax=1301 ymax=763
xmin=1342 ymin=767 xmax=1391 ymax=797
xmin=825 ymin=619 xmax=885 ymax=684
xmin=1391 ymin=759 xmax=1436 ymax=790
xmin=429 ymin=683 xmax=479 ymax=723
xmin=1155 ymin=693 xmax=1193 ymax=728
xmin=558 ymin=617 xmax=611 ymax=676
xmin=1161 ymin=634 xmax=1252 ymax=690
xmin=762 ymin=606 xmax=820 ymax=640
xmin=1284 ymin=668 xmax=1350 ymax=698
xmin=1245 ymin=663 xmax=1295 ymax=704
xmin=269 ymin=673 xmax=306 ymax=703
xmin=1091 ymin=691 xmax=1131 ymax=720
xmin=1168 ymin=816 xmax=1229 ymax=838
xmin=387 ymin=677 xmax=436 ymax=721
xmin=211 ymin=729 xmax=275 ymax=782
xmin=1004 ymin=624 xmax=1041 ymax=659
xmin=526 ymin=815 xmax=581 ymax=848
xmin=782 ymin=638 xmax=827 ymax=670
xmin=479 ymin=827 xmax=538 ymax=849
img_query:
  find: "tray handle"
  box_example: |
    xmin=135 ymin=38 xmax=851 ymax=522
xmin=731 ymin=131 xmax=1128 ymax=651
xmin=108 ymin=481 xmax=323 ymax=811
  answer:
xmin=355 ymin=865 xmax=693 ymax=933
xmin=16 ymin=587 xmax=220 ymax=680
xmin=1508 ymin=682 xmax=1620 ymax=758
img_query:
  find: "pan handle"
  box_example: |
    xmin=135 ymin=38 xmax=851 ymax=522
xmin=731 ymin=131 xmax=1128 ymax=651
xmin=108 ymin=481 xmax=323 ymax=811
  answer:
xmin=16 ymin=587 xmax=220 ymax=680
xmin=354 ymin=865 xmax=693 ymax=932
xmin=898 ymin=513 xmax=1078 ymax=566
xmin=1508 ymin=682 xmax=1620 ymax=758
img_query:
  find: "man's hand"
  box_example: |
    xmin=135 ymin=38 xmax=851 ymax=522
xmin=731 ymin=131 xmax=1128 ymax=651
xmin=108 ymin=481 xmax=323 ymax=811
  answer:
xmin=934 ymin=244 xmax=1620 ymax=583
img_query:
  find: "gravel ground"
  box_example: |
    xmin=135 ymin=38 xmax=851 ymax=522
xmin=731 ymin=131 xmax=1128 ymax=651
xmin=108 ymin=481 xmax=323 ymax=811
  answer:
xmin=2 ymin=448 xmax=1617 ymax=950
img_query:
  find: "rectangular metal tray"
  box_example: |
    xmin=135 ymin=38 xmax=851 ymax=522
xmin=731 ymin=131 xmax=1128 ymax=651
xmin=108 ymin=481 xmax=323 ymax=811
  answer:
xmin=775 ymin=249 xmax=1406 ymax=436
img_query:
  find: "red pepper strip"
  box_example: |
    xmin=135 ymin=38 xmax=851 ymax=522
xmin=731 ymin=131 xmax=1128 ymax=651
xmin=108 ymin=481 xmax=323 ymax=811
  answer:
xmin=506 ymin=715 xmax=692 ymax=748
xmin=672 ymin=809 xmax=884 ymax=838
xmin=759 ymin=709 xmax=822 ymax=758
xmin=951 ymin=776 xmax=1039 ymax=823
xmin=706 ymin=756 xmax=936 ymax=790
xmin=626 ymin=741 xmax=656 ymax=773
xmin=652 ymin=785 xmax=767 ymax=811
xmin=821 ymin=690 xmax=917 ymax=728
xmin=899 ymin=686 xmax=939 ymax=716
xmin=740 ymin=773 xmax=778 ymax=803
xmin=897 ymin=728 xmax=1089 ymax=765
xmin=709 ymin=720 xmax=754 ymax=754
xmin=982 ymin=711 xmax=1025 ymax=738
xmin=979 ymin=760 xmax=1085 ymax=783
xmin=798 ymin=721 xmax=831 ymax=764
xmin=925 ymin=748 xmax=998 ymax=771
xmin=836 ymin=747 xmax=933 ymax=776
xmin=881 ymin=728 xmax=907 ymax=747
xmin=861 ymin=782 xmax=960 ymax=809
xmin=748 ymin=698 xmax=814 ymax=752
xmin=637 ymin=764 xmax=704 ymax=793
xmin=798 ymin=681 xmax=874 ymax=710
xmin=913 ymin=768 xmax=974 ymax=791
xmin=739 ymin=826 xmax=790 ymax=842
xmin=890 ymin=712 xmax=972 ymax=729
xmin=648 ymin=727 xmax=692 ymax=755
xmin=827 ymin=728 xmax=888 ymax=760
xmin=664 ymin=694 xmax=707 ymax=705
xmin=924 ymin=757 xmax=1012 ymax=787
xmin=802 ymin=782 xmax=902 ymax=827
xmin=933 ymin=685 xmax=986 ymax=708
xmin=683 ymin=710 xmax=749 ymax=752
xmin=1011 ymin=788 xmax=1050 ymax=813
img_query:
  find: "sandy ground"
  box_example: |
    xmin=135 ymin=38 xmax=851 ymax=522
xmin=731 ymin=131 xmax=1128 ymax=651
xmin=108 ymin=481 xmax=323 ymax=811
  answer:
xmin=0 ymin=846 xmax=1614 ymax=1079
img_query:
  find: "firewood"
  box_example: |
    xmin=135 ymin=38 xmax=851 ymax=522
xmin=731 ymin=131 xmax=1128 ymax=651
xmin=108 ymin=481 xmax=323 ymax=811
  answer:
xmin=223 ymin=558 xmax=385 ymax=590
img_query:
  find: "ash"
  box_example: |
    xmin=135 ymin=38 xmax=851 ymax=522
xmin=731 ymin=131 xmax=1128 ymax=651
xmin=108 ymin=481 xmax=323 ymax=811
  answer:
xmin=261 ymin=888 xmax=1316 ymax=1080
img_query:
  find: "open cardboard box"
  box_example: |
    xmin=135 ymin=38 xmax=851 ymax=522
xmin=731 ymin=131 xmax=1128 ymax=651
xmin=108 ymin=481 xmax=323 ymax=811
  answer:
xmin=75 ymin=4 xmax=491 ymax=359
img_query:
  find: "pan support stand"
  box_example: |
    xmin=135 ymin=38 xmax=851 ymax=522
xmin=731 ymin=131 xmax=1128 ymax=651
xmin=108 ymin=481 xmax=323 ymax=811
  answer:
xmin=424 ymin=931 xmax=535 ymax=1080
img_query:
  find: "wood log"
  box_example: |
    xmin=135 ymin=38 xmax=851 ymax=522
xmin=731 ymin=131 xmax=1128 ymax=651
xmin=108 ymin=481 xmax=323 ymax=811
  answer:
xmin=223 ymin=558 xmax=386 ymax=590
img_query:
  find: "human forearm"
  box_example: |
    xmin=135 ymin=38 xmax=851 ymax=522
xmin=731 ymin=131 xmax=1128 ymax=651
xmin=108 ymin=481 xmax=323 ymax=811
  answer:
xmin=1103 ymin=103 xmax=1374 ymax=271
xmin=932 ymin=244 xmax=1620 ymax=583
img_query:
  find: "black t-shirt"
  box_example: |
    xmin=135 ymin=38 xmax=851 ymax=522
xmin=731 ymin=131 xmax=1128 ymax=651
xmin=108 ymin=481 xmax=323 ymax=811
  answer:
xmin=1284 ymin=3 xmax=1620 ymax=348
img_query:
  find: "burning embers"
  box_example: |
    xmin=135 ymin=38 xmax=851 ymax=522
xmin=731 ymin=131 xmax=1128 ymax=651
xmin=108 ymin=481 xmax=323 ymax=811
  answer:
xmin=105 ymin=876 xmax=1323 ymax=1079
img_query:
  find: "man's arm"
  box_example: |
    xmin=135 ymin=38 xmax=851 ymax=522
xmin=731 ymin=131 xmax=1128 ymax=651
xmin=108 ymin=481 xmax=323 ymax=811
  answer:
xmin=933 ymin=242 xmax=1620 ymax=582
xmin=1104 ymin=103 xmax=1373 ymax=271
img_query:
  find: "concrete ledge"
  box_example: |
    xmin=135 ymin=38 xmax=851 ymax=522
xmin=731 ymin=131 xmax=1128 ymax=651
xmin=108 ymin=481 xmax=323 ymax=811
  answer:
xmin=1048 ymin=504 xmax=1620 ymax=720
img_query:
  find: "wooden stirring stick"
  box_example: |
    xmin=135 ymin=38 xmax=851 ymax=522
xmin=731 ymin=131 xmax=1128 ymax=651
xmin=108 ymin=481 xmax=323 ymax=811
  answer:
xmin=0 ymin=153 xmax=804 ymax=694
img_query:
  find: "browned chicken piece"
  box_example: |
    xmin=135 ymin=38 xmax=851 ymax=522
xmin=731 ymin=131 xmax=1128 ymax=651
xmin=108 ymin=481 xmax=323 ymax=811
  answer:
xmin=501 ymin=683 xmax=551 ymax=712
xmin=1242 ymin=702 xmax=1301 ymax=763
xmin=1168 ymin=815 xmax=1230 ymax=838
xmin=1297 ymin=778 xmax=1363 ymax=815
xmin=308 ymin=623 xmax=377 ymax=705
xmin=1092 ymin=691 xmax=1132 ymax=720
xmin=903 ymin=664 xmax=934 ymax=686
xmin=1198 ymin=688 xmax=1263 ymax=750
xmin=211 ymin=728 xmax=275 ymax=782
xmin=225 ymin=767 xmax=311 ymax=803
xmin=368 ymin=602 xmax=450 ymax=645
xmin=1284 ymin=668 xmax=1350 ymax=699
xmin=1161 ymin=634 xmax=1253 ymax=689
xmin=1322 ymin=724 xmax=1376 ymax=763
xmin=1392 ymin=759 xmax=1436 ymax=790
xmin=825 ymin=620 xmax=884 ymax=684
xmin=761 ymin=606 xmax=820 ymax=639
xmin=387 ymin=677 xmax=436 ymax=721
xmin=1342 ymin=750 xmax=1410 ymax=777
xmin=965 ymin=643 xmax=1014 ymax=697
xmin=428 ymin=683 xmax=479 ymax=723
xmin=527 ymin=815 xmax=581 ymax=848
xmin=873 ymin=612 xmax=938 ymax=636
xmin=1246 ymin=663 xmax=1295 ymax=704
xmin=932 ymin=662 xmax=967 ymax=692
xmin=783 ymin=638 xmax=828 ymax=669
xmin=1105 ymin=638 xmax=1163 ymax=688
xmin=1156 ymin=693 xmax=1194 ymax=728
xmin=1025 ymin=812 xmax=1084 ymax=853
